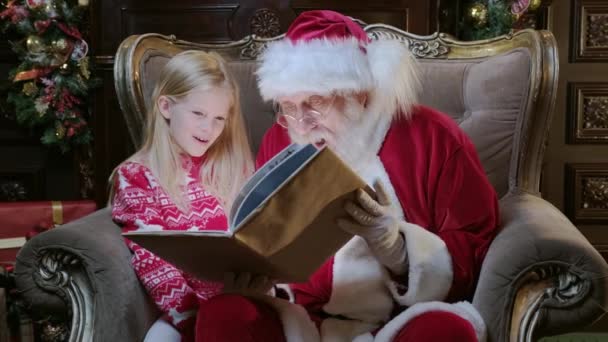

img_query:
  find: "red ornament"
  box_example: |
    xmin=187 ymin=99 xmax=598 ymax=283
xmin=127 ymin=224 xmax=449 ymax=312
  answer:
xmin=34 ymin=19 xmax=52 ymax=34
xmin=26 ymin=0 xmax=46 ymax=8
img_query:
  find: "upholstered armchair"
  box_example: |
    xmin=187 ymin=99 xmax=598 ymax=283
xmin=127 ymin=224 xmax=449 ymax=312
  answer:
xmin=15 ymin=23 xmax=608 ymax=342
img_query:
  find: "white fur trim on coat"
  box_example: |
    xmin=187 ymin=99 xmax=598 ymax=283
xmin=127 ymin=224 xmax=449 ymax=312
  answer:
xmin=387 ymin=222 xmax=453 ymax=306
xmin=323 ymin=237 xmax=394 ymax=323
xmin=374 ymin=301 xmax=487 ymax=342
xmin=257 ymin=37 xmax=374 ymax=101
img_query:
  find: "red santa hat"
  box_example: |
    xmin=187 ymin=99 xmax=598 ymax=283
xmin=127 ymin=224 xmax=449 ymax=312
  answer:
xmin=257 ymin=10 xmax=420 ymax=115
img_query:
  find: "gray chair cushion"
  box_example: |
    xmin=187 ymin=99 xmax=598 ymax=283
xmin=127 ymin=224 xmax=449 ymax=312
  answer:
xmin=418 ymin=49 xmax=531 ymax=197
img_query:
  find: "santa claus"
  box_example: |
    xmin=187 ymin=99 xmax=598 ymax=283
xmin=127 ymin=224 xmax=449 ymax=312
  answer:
xmin=195 ymin=10 xmax=499 ymax=342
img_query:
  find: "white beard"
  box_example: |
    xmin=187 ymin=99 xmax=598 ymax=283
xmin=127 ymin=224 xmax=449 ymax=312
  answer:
xmin=288 ymin=99 xmax=390 ymax=176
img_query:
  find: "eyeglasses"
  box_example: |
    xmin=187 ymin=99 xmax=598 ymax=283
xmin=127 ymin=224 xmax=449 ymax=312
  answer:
xmin=274 ymin=94 xmax=336 ymax=129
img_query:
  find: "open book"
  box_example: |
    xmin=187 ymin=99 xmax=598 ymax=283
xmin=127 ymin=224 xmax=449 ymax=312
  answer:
xmin=123 ymin=144 xmax=368 ymax=283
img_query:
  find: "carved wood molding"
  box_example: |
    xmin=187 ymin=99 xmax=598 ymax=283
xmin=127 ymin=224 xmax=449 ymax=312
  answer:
xmin=570 ymin=0 xmax=608 ymax=62
xmin=33 ymin=249 xmax=94 ymax=342
xmin=565 ymin=163 xmax=608 ymax=224
xmin=509 ymin=262 xmax=590 ymax=342
xmin=235 ymin=25 xmax=452 ymax=61
xmin=567 ymin=82 xmax=608 ymax=143
xmin=250 ymin=8 xmax=280 ymax=38
xmin=366 ymin=26 xmax=450 ymax=58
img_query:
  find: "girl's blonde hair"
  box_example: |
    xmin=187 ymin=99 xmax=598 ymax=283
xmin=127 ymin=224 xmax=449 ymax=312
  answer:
xmin=110 ymin=50 xmax=253 ymax=211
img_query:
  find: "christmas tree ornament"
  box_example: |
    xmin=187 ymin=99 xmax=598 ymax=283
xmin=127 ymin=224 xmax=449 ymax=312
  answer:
xmin=468 ymin=2 xmax=488 ymax=27
xmin=34 ymin=98 xmax=49 ymax=116
xmin=70 ymin=39 xmax=88 ymax=61
xmin=78 ymin=57 xmax=90 ymax=79
xmin=59 ymin=63 xmax=70 ymax=74
xmin=26 ymin=0 xmax=46 ymax=8
xmin=51 ymin=38 xmax=70 ymax=54
xmin=43 ymin=0 xmax=58 ymax=18
xmin=26 ymin=35 xmax=45 ymax=53
xmin=55 ymin=123 xmax=65 ymax=139
xmin=529 ymin=0 xmax=541 ymax=11
xmin=22 ymin=82 xmax=38 ymax=96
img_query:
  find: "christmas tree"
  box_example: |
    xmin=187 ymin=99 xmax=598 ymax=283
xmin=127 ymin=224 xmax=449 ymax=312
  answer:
xmin=460 ymin=0 xmax=543 ymax=41
xmin=0 ymin=0 xmax=99 ymax=152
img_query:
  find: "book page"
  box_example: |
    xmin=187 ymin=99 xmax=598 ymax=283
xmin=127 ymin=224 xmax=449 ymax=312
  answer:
xmin=230 ymin=144 xmax=318 ymax=231
xmin=229 ymin=144 xmax=304 ymax=228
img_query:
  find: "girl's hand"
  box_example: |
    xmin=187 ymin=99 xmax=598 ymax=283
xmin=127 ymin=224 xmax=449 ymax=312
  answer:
xmin=222 ymin=272 xmax=276 ymax=296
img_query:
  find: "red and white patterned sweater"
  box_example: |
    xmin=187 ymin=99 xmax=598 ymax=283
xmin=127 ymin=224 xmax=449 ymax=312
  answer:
xmin=111 ymin=155 xmax=228 ymax=339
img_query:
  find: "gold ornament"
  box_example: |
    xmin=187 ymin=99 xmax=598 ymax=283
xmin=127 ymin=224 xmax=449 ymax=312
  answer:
xmin=468 ymin=3 xmax=488 ymax=27
xmin=22 ymin=82 xmax=38 ymax=96
xmin=26 ymin=35 xmax=45 ymax=53
xmin=52 ymin=38 xmax=70 ymax=54
xmin=529 ymin=0 xmax=542 ymax=11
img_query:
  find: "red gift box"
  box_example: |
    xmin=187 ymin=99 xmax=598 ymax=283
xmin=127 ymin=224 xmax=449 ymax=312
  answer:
xmin=0 ymin=200 xmax=97 ymax=265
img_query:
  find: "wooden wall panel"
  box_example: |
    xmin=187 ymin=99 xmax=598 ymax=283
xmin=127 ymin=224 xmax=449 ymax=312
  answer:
xmin=571 ymin=0 xmax=608 ymax=62
xmin=568 ymin=82 xmax=608 ymax=143
xmin=566 ymin=163 xmax=608 ymax=224
xmin=120 ymin=5 xmax=240 ymax=43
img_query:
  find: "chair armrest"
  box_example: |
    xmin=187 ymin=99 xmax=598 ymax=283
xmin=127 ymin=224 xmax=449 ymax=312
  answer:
xmin=473 ymin=191 xmax=608 ymax=342
xmin=14 ymin=208 xmax=158 ymax=342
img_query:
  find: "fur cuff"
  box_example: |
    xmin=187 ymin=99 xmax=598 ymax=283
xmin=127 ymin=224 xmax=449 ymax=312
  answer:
xmin=374 ymin=301 xmax=487 ymax=342
xmin=386 ymin=222 xmax=453 ymax=306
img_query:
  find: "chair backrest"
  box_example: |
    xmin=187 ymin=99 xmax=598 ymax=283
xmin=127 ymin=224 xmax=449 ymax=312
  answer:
xmin=114 ymin=24 xmax=558 ymax=198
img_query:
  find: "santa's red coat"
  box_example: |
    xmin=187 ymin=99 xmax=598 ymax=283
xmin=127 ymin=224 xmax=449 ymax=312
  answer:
xmin=255 ymin=105 xmax=499 ymax=341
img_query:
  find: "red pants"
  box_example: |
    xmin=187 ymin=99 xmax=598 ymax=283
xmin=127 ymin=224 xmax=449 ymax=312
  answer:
xmin=195 ymin=294 xmax=286 ymax=342
xmin=195 ymin=294 xmax=477 ymax=342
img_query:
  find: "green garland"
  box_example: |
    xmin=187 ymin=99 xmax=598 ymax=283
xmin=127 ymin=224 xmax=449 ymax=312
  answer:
xmin=1 ymin=0 xmax=100 ymax=152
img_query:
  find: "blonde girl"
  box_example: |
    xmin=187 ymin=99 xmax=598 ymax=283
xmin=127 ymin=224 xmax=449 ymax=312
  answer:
xmin=110 ymin=50 xmax=259 ymax=341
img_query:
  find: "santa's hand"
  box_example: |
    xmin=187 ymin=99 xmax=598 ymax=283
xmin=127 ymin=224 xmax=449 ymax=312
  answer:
xmin=337 ymin=180 xmax=408 ymax=275
xmin=222 ymin=272 xmax=275 ymax=296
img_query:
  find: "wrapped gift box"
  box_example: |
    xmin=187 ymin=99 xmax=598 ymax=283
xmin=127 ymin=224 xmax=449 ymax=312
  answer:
xmin=0 ymin=201 xmax=97 ymax=264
